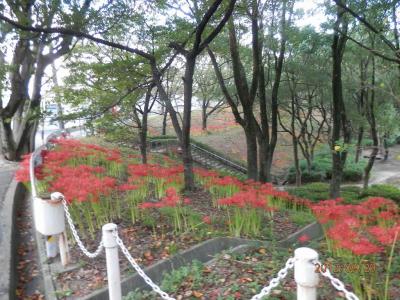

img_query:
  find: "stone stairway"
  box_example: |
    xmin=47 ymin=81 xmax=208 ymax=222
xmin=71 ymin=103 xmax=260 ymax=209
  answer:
xmin=149 ymin=138 xmax=247 ymax=177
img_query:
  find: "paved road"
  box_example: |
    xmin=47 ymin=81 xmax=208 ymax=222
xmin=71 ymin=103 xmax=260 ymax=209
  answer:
xmin=369 ymin=144 xmax=400 ymax=187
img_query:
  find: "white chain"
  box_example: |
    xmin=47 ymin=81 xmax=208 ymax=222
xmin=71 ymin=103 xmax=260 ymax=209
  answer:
xmin=112 ymin=230 xmax=176 ymax=300
xmin=251 ymin=257 xmax=295 ymax=300
xmin=315 ymin=260 xmax=359 ymax=300
xmin=62 ymin=198 xmax=104 ymax=258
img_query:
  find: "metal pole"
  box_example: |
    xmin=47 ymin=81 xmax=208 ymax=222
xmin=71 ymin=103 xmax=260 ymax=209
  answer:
xmin=294 ymin=247 xmax=319 ymax=300
xmin=102 ymin=223 xmax=122 ymax=300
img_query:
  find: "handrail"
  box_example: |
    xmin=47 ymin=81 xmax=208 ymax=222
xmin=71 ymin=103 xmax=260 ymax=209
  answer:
xmin=148 ymin=137 xmax=247 ymax=174
xmin=190 ymin=143 xmax=247 ymax=174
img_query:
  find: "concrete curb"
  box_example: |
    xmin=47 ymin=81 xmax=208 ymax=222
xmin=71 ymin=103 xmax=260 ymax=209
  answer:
xmin=278 ymin=221 xmax=323 ymax=247
xmin=34 ymin=218 xmax=324 ymax=300
xmin=0 ymin=179 xmax=26 ymax=300
xmin=82 ymin=237 xmax=262 ymax=300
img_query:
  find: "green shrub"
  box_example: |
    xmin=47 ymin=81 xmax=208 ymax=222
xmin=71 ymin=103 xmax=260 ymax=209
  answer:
xmin=286 ymin=183 xmax=330 ymax=202
xmin=362 ymin=138 xmax=373 ymax=146
xmin=385 ymin=138 xmax=397 ymax=147
xmin=340 ymin=186 xmax=362 ymax=204
xmin=287 ymin=183 xmax=361 ymax=203
xmin=287 ymin=144 xmax=365 ymax=184
xmin=362 ymin=184 xmax=400 ymax=205
xmin=343 ymin=166 xmax=364 ymax=182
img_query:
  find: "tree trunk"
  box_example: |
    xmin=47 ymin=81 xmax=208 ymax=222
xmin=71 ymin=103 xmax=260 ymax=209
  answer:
xmin=245 ymin=124 xmax=258 ymax=180
xmin=181 ymin=57 xmax=196 ymax=190
xmin=363 ymin=52 xmax=377 ymax=190
xmin=139 ymin=86 xmax=153 ymax=164
xmin=162 ymin=106 xmax=167 ymax=135
xmin=0 ymin=37 xmax=33 ymax=160
xmin=383 ymin=133 xmax=389 ymax=161
xmin=151 ymin=63 xmax=183 ymax=142
xmin=355 ymin=126 xmax=364 ymax=163
xmin=0 ymin=118 xmax=16 ymax=160
xmin=330 ymin=1 xmax=348 ymax=198
xmin=355 ymin=58 xmax=367 ymax=163
xmin=201 ymin=104 xmax=207 ymax=131
xmin=291 ymin=97 xmax=301 ymax=186
xmin=293 ymin=136 xmax=301 ymax=186
xmin=257 ymin=137 xmax=267 ymax=182
xmin=257 ymin=0 xmax=289 ymax=183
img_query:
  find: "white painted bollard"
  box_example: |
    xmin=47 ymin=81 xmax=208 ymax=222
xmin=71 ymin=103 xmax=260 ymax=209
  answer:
xmin=103 ymin=223 xmax=122 ymax=300
xmin=294 ymin=247 xmax=319 ymax=300
xmin=34 ymin=192 xmax=65 ymax=236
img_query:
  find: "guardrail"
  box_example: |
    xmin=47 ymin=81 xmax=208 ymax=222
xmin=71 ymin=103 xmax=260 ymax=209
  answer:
xmin=190 ymin=143 xmax=247 ymax=174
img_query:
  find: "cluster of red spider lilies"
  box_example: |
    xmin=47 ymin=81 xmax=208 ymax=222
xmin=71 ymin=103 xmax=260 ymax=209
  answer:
xmin=16 ymin=138 xmax=399 ymax=298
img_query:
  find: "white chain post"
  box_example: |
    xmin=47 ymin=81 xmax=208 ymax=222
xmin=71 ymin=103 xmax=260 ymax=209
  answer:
xmin=294 ymin=247 xmax=319 ymax=300
xmin=112 ymin=230 xmax=176 ymax=300
xmin=251 ymin=257 xmax=295 ymax=300
xmin=103 ymin=223 xmax=122 ymax=300
xmin=51 ymin=192 xmax=70 ymax=265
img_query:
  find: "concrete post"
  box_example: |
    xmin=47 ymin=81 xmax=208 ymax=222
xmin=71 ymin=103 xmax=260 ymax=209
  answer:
xmin=59 ymin=231 xmax=70 ymax=266
xmin=102 ymin=223 xmax=122 ymax=300
xmin=294 ymin=247 xmax=319 ymax=300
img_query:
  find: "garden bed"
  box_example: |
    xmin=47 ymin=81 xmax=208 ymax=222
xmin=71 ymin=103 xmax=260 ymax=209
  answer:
xmin=17 ymin=137 xmax=312 ymax=299
xmin=48 ymin=189 xmax=304 ymax=299
xmin=19 ymin=137 xmax=398 ymax=299
xmin=123 ymin=241 xmax=400 ymax=300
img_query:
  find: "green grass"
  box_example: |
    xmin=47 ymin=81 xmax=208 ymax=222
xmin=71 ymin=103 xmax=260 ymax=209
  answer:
xmin=287 ymin=182 xmax=400 ymax=206
xmin=289 ymin=210 xmax=316 ymax=226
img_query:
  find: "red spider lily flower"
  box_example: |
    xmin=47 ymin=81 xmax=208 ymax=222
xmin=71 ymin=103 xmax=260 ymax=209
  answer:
xmin=369 ymin=225 xmax=400 ymax=246
xmin=217 ymin=189 xmax=271 ymax=210
xmin=353 ymin=205 xmax=372 ymax=216
xmin=194 ymin=167 xmax=219 ymax=178
xmin=165 ymin=187 xmax=177 ymax=198
xmin=343 ymin=217 xmax=360 ymax=228
xmin=378 ymin=211 xmax=395 ymax=220
xmin=15 ymin=154 xmax=32 ymax=183
xmin=202 ymin=216 xmax=212 ymax=224
xmin=362 ymin=197 xmax=397 ymax=211
xmin=298 ymin=234 xmax=310 ymax=243
xmin=15 ymin=153 xmax=45 ymax=183
xmin=140 ymin=187 xmax=189 ymax=209
xmin=349 ymin=237 xmax=383 ymax=255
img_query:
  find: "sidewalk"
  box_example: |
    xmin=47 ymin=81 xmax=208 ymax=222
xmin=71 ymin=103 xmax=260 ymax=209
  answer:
xmin=0 ymin=159 xmax=18 ymax=300
xmin=0 ymin=160 xmax=17 ymax=209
